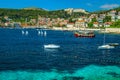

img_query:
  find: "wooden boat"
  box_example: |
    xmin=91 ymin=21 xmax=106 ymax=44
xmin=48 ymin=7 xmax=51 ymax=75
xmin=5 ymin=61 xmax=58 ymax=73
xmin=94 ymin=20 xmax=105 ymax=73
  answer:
xmin=74 ymin=31 xmax=95 ymax=38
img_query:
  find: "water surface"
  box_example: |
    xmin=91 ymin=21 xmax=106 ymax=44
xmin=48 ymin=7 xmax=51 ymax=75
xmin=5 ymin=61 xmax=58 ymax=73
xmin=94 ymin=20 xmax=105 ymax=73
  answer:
xmin=0 ymin=28 xmax=120 ymax=80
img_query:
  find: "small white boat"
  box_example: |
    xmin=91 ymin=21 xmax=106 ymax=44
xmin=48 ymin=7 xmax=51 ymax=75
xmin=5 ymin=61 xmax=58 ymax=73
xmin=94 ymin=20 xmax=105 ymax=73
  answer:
xmin=41 ymin=31 xmax=43 ymax=35
xmin=44 ymin=31 xmax=47 ymax=36
xmin=25 ymin=31 xmax=28 ymax=35
xmin=22 ymin=30 xmax=24 ymax=35
xmin=44 ymin=44 xmax=60 ymax=49
xmin=38 ymin=31 xmax=41 ymax=35
xmin=98 ymin=44 xmax=115 ymax=49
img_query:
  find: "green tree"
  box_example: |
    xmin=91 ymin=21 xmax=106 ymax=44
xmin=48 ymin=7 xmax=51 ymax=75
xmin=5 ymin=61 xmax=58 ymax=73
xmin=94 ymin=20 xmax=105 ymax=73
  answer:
xmin=92 ymin=17 xmax=97 ymax=22
xmin=88 ymin=17 xmax=97 ymax=28
xmin=110 ymin=20 xmax=120 ymax=28
xmin=88 ymin=22 xmax=93 ymax=28
xmin=1 ymin=17 xmax=7 ymax=23
xmin=103 ymin=16 xmax=111 ymax=22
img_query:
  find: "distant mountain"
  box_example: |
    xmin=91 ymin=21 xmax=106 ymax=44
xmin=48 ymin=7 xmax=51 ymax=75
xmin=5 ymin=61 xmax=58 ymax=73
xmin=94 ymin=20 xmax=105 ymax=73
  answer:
xmin=22 ymin=7 xmax=46 ymax=11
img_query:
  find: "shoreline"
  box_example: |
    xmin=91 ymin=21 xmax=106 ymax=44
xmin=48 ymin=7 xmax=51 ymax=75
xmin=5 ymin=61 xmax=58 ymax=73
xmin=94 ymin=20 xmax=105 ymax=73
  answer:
xmin=51 ymin=27 xmax=101 ymax=31
xmin=0 ymin=27 xmax=120 ymax=34
xmin=51 ymin=27 xmax=120 ymax=34
xmin=105 ymin=28 xmax=120 ymax=34
xmin=99 ymin=28 xmax=120 ymax=34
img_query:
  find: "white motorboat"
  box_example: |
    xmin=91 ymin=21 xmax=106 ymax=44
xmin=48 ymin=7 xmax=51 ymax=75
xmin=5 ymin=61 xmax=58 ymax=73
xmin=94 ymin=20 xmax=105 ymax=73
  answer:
xmin=44 ymin=44 xmax=60 ymax=49
xmin=98 ymin=44 xmax=115 ymax=49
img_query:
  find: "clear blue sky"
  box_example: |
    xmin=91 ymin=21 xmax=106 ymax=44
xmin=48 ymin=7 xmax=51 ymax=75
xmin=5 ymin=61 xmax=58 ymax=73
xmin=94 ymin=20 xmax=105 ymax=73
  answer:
xmin=0 ymin=0 xmax=120 ymax=12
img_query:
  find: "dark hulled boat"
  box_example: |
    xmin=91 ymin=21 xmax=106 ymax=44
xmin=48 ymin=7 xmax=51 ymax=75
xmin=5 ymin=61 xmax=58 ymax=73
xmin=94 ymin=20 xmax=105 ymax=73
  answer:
xmin=74 ymin=31 xmax=95 ymax=38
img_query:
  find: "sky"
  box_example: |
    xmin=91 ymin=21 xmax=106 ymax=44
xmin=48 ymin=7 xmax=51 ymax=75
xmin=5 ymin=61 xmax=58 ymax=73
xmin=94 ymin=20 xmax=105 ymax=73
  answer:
xmin=0 ymin=0 xmax=120 ymax=12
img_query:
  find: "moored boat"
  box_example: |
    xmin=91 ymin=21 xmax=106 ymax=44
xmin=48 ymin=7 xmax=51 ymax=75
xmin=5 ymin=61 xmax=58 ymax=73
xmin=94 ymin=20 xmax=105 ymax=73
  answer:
xmin=98 ymin=44 xmax=115 ymax=49
xmin=74 ymin=31 xmax=95 ymax=38
xmin=108 ymin=43 xmax=119 ymax=46
xmin=44 ymin=44 xmax=60 ymax=49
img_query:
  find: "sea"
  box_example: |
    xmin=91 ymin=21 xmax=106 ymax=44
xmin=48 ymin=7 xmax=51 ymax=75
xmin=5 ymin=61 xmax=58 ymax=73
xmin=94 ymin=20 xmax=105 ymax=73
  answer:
xmin=0 ymin=28 xmax=120 ymax=80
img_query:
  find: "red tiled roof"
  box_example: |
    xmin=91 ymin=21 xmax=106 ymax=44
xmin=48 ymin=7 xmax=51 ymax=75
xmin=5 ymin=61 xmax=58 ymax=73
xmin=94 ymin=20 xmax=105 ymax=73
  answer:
xmin=105 ymin=22 xmax=112 ymax=25
xmin=68 ymin=23 xmax=74 ymax=24
xmin=93 ymin=22 xmax=98 ymax=24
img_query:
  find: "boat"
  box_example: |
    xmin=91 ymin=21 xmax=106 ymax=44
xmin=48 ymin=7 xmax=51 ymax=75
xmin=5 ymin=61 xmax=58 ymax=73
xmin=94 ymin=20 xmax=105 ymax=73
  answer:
xmin=44 ymin=44 xmax=60 ymax=49
xmin=98 ymin=44 xmax=115 ymax=49
xmin=22 ymin=30 xmax=24 ymax=35
xmin=74 ymin=31 xmax=95 ymax=38
xmin=41 ymin=30 xmax=43 ymax=35
xmin=44 ymin=31 xmax=47 ymax=36
xmin=98 ymin=29 xmax=115 ymax=49
xmin=108 ymin=43 xmax=119 ymax=46
xmin=25 ymin=31 xmax=28 ymax=35
xmin=38 ymin=31 xmax=41 ymax=35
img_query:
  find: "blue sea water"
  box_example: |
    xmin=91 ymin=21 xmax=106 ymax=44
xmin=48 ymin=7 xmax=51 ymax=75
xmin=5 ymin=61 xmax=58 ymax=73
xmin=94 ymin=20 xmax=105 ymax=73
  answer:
xmin=0 ymin=28 xmax=120 ymax=80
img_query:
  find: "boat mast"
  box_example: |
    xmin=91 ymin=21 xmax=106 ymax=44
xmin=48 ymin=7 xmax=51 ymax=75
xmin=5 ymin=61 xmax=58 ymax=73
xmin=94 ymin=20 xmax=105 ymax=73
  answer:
xmin=103 ymin=28 xmax=106 ymax=45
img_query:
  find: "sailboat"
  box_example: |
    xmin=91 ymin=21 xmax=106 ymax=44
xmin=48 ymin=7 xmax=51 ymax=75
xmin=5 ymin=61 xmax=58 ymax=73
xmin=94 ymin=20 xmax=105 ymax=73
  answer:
xmin=38 ymin=31 xmax=41 ymax=35
xmin=98 ymin=29 xmax=115 ymax=49
xmin=25 ymin=31 xmax=28 ymax=35
xmin=44 ymin=31 xmax=47 ymax=36
xmin=22 ymin=30 xmax=25 ymax=35
xmin=41 ymin=30 xmax=43 ymax=35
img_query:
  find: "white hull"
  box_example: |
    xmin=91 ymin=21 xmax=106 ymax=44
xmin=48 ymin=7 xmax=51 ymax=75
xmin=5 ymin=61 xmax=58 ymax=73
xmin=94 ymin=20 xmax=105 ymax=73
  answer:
xmin=44 ymin=44 xmax=60 ymax=49
xmin=98 ymin=45 xmax=114 ymax=49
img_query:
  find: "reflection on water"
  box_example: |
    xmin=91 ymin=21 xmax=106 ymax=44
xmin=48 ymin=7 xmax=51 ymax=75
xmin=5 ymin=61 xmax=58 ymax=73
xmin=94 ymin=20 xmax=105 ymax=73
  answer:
xmin=44 ymin=48 xmax=59 ymax=52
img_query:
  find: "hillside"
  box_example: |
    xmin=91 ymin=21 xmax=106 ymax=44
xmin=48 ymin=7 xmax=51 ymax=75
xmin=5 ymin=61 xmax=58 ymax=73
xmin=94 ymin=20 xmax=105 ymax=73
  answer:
xmin=0 ymin=8 xmax=88 ymax=22
xmin=92 ymin=7 xmax=120 ymax=14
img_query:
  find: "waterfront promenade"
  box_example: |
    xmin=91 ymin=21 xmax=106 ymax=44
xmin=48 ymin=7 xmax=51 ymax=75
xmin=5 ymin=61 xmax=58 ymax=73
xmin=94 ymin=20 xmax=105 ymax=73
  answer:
xmin=105 ymin=28 xmax=120 ymax=34
xmin=51 ymin=27 xmax=120 ymax=34
xmin=11 ymin=25 xmax=120 ymax=34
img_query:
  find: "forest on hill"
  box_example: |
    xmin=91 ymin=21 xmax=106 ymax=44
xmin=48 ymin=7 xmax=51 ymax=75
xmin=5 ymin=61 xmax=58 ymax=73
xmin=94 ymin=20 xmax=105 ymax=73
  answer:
xmin=0 ymin=8 xmax=87 ymax=22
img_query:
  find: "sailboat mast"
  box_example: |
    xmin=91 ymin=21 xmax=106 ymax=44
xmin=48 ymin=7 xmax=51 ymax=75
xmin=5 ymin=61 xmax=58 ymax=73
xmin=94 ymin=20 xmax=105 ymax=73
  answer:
xmin=103 ymin=28 xmax=106 ymax=45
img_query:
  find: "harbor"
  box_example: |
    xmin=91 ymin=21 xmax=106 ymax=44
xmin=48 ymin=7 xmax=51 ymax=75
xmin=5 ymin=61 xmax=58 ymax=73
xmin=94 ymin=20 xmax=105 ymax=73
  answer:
xmin=0 ymin=0 xmax=120 ymax=80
